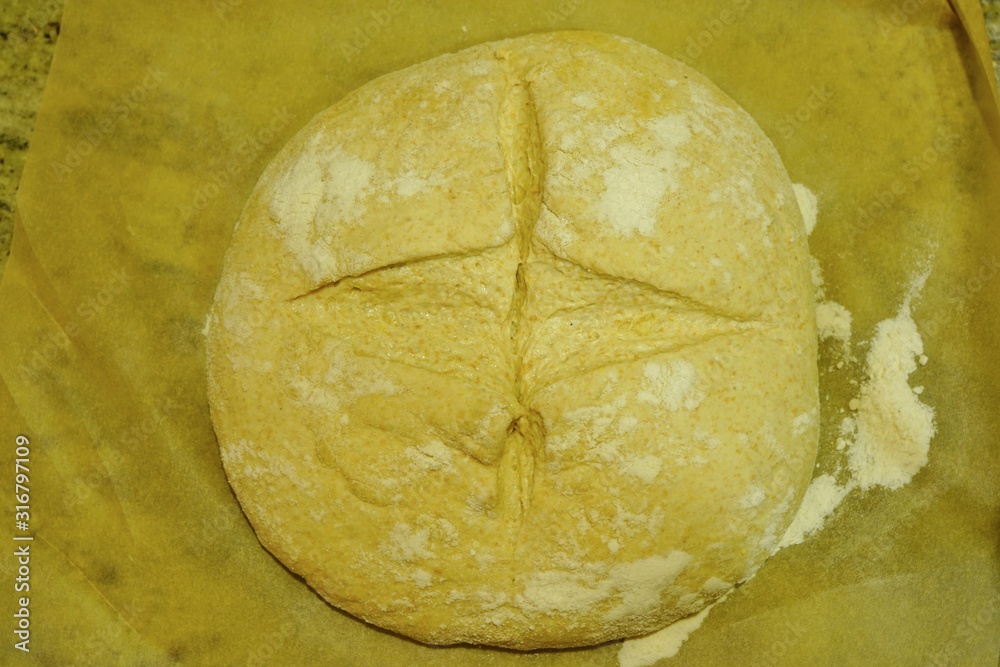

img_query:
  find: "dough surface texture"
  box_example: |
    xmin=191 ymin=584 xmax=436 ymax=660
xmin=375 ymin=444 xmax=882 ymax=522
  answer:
xmin=207 ymin=31 xmax=819 ymax=650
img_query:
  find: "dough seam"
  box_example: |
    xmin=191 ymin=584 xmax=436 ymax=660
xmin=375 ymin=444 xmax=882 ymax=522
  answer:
xmin=496 ymin=51 xmax=546 ymax=550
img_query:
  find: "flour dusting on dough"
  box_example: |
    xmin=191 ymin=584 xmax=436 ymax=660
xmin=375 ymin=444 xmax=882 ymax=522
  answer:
xmin=382 ymin=523 xmax=435 ymax=563
xmin=638 ymin=359 xmax=704 ymax=411
xmin=518 ymin=552 xmax=693 ymax=620
xmin=270 ymin=141 xmax=375 ymax=281
xmin=596 ymin=115 xmax=691 ymax=237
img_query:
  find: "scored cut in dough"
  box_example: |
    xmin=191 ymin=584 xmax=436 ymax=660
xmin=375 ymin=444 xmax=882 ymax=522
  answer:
xmin=207 ymin=31 xmax=819 ymax=650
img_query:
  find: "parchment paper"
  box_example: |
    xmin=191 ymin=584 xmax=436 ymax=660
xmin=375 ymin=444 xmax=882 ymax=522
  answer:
xmin=1 ymin=0 xmax=998 ymax=664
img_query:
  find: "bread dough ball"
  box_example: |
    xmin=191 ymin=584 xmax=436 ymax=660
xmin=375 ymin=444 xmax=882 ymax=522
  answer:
xmin=207 ymin=31 xmax=819 ymax=650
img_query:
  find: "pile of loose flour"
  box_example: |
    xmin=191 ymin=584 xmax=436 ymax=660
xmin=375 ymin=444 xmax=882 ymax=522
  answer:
xmin=617 ymin=184 xmax=937 ymax=667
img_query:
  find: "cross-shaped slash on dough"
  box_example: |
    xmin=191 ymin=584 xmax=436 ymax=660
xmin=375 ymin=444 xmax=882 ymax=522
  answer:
xmin=286 ymin=61 xmax=764 ymax=549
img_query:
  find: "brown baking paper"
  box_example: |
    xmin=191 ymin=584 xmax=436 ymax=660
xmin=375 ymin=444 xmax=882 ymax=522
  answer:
xmin=1 ymin=0 xmax=998 ymax=664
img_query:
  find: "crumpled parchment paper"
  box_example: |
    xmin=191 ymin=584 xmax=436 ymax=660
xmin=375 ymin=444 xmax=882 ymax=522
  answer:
xmin=1 ymin=0 xmax=997 ymax=664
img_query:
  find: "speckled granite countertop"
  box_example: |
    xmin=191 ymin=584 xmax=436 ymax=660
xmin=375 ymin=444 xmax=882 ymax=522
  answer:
xmin=0 ymin=0 xmax=63 ymax=273
xmin=0 ymin=1 xmax=998 ymax=276
xmin=985 ymin=1 xmax=1000 ymax=82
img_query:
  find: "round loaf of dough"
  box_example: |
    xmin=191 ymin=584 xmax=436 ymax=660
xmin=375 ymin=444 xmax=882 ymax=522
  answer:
xmin=207 ymin=31 xmax=819 ymax=650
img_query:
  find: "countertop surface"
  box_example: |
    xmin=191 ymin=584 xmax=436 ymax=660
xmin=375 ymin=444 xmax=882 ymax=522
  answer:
xmin=0 ymin=1 xmax=998 ymax=276
xmin=0 ymin=0 xmax=62 ymax=273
